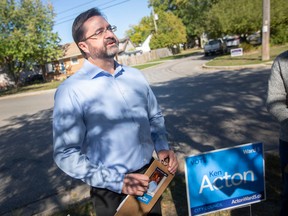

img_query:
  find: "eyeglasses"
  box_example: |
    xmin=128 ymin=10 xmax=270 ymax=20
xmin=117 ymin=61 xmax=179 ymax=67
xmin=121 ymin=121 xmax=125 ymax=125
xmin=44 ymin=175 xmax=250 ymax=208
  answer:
xmin=81 ymin=25 xmax=117 ymax=41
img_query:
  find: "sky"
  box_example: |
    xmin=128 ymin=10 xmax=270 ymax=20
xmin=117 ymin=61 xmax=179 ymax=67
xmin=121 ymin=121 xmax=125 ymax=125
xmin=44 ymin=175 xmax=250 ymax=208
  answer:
xmin=47 ymin=0 xmax=152 ymax=44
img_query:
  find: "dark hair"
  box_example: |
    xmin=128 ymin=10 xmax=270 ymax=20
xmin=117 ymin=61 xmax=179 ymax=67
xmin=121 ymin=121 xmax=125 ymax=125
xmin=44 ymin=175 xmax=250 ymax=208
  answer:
xmin=72 ymin=8 xmax=103 ymax=58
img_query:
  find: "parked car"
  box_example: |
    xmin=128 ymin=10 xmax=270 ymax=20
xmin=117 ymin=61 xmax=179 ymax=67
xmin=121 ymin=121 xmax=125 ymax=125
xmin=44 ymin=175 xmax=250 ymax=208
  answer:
xmin=204 ymin=39 xmax=227 ymax=56
xmin=223 ymin=36 xmax=240 ymax=52
xmin=24 ymin=73 xmax=44 ymax=84
xmin=247 ymin=32 xmax=261 ymax=45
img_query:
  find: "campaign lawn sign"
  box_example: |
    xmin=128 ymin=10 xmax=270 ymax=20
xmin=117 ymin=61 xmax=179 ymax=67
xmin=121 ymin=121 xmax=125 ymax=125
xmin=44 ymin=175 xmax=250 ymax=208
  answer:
xmin=185 ymin=142 xmax=265 ymax=216
xmin=230 ymin=48 xmax=243 ymax=57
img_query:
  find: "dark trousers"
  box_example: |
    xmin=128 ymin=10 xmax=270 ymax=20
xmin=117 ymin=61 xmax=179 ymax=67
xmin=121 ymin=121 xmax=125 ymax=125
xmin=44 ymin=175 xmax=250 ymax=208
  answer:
xmin=90 ymin=187 xmax=162 ymax=216
xmin=90 ymin=160 xmax=162 ymax=216
xmin=279 ymin=139 xmax=288 ymax=216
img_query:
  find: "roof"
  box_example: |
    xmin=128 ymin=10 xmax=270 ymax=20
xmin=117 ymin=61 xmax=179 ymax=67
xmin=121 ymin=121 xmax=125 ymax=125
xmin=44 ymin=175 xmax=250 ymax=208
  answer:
xmin=60 ymin=43 xmax=81 ymax=59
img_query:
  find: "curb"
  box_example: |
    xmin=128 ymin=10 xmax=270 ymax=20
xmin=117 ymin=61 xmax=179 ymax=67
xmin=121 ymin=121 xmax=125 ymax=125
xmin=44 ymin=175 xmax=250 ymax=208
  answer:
xmin=0 ymin=89 xmax=56 ymax=100
xmin=202 ymin=61 xmax=273 ymax=70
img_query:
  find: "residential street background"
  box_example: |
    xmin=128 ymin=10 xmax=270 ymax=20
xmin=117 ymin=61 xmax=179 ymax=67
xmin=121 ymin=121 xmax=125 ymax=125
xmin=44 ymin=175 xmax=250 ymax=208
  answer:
xmin=0 ymin=52 xmax=279 ymax=215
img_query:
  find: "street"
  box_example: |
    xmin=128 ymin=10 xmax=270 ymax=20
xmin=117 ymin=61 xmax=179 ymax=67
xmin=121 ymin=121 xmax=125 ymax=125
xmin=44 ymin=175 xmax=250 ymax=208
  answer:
xmin=0 ymin=52 xmax=279 ymax=215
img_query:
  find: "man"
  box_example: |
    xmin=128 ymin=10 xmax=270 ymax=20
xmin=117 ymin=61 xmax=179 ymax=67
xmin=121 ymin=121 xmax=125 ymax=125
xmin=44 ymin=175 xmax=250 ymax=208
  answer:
xmin=266 ymin=50 xmax=288 ymax=216
xmin=53 ymin=8 xmax=178 ymax=216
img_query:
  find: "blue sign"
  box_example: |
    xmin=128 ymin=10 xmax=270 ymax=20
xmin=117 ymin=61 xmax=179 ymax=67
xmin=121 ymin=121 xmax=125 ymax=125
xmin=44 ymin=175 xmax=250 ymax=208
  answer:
xmin=185 ymin=142 xmax=265 ymax=216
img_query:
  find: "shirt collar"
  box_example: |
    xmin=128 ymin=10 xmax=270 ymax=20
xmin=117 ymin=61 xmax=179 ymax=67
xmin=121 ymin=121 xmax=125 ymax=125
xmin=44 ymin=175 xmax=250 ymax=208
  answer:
xmin=82 ymin=59 xmax=124 ymax=79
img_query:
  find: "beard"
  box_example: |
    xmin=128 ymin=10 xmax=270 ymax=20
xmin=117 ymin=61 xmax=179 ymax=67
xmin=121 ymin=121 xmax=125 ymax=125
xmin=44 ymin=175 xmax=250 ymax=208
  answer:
xmin=89 ymin=37 xmax=119 ymax=59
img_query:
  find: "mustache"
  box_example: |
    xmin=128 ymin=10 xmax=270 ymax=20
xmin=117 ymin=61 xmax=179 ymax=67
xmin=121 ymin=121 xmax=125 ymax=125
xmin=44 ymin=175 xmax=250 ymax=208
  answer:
xmin=105 ymin=37 xmax=119 ymax=46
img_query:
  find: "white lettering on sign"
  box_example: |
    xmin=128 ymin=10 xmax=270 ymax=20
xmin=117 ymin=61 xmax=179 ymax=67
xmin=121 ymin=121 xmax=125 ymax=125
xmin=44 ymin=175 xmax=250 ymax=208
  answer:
xmin=243 ymin=148 xmax=257 ymax=154
xmin=199 ymin=170 xmax=255 ymax=194
xmin=231 ymin=194 xmax=262 ymax=204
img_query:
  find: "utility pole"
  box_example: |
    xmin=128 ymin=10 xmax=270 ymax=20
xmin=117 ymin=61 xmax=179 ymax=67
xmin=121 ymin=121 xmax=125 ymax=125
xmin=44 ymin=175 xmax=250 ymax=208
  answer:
xmin=262 ymin=0 xmax=270 ymax=61
xmin=152 ymin=7 xmax=158 ymax=33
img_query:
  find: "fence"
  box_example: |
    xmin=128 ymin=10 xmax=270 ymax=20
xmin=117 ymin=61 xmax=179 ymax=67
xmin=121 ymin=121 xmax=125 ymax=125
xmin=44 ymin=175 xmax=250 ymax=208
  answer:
xmin=117 ymin=48 xmax=173 ymax=66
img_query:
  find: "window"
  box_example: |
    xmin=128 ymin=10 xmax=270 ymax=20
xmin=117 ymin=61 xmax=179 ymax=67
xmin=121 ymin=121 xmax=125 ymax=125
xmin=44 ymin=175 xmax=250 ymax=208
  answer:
xmin=71 ymin=57 xmax=79 ymax=65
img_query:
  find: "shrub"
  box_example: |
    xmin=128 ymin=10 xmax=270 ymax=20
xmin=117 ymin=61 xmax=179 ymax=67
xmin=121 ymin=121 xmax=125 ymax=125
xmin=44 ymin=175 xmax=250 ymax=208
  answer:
xmin=239 ymin=42 xmax=259 ymax=53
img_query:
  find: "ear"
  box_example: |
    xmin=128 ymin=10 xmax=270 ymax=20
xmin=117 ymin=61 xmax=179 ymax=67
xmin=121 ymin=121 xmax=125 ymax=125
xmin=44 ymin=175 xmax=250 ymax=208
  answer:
xmin=78 ymin=41 xmax=90 ymax=55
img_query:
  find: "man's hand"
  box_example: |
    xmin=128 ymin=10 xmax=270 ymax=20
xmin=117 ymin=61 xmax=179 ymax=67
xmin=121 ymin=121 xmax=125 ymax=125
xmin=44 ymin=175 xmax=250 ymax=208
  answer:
xmin=157 ymin=150 xmax=178 ymax=174
xmin=121 ymin=173 xmax=149 ymax=196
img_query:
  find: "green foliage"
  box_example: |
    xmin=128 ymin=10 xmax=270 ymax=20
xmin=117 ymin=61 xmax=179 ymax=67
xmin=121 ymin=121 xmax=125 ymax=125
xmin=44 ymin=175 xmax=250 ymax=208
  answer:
xmin=149 ymin=0 xmax=288 ymax=46
xmin=239 ymin=42 xmax=258 ymax=53
xmin=150 ymin=11 xmax=187 ymax=49
xmin=206 ymin=0 xmax=262 ymax=38
xmin=271 ymin=23 xmax=288 ymax=45
xmin=149 ymin=0 xmax=218 ymax=46
xmin=126 ymin=9 xmax=187 ymax=50
xmin=148 ymin=0 xmax=175 ymax=12
xmin=205 ymin=0 xmax=288 ymax=44
xmin=125 ymin=16 xmax=154 ymax=46
xmin=270 ymin=0 xmax=288 ymax=44
xmin=0 ymin=0 xmax=62 ymax=84
xmin=174 ymin=0 xmax=217 ymax=37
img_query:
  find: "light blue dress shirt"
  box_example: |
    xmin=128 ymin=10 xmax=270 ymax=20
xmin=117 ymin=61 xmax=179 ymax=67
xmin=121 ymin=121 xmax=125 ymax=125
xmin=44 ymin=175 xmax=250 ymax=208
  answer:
xmin=53 ymin=60 xmax=169 ymax=193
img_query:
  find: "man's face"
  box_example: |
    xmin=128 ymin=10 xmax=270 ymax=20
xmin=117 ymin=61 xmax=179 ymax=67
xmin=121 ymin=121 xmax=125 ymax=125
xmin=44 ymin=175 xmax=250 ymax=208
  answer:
xmin=79 ymin=16 xmax=119 ymax=60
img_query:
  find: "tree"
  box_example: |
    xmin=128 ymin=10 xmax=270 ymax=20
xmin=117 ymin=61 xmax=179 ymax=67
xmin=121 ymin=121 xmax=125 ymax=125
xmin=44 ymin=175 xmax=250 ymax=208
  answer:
xmin=149 ymin=0 xmax=218 ymax=47
xmin=205 ymin=0 xmax=288 ymax=44
xmin=126 ymin=10 xmax=187 ymax=50
xmin=0 ymin=0 xmax=62 ymax=85
xmin=149 ymin=0 xmax=288 ymax=46
xmin=205 ymin=0 xmax=262 ymax=38
xmin=270 ymin=0 xmax=288 ymax=44
xmin=149 ymin=11 xmax=187 ymax=49
xmin=125 ymin=16 xmax=154 ymax=46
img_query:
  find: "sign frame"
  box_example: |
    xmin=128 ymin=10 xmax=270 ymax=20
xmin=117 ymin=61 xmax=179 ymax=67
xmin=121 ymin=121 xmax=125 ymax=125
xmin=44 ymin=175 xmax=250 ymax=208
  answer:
xmin=185 ymin=142 xmax=266 ymax=216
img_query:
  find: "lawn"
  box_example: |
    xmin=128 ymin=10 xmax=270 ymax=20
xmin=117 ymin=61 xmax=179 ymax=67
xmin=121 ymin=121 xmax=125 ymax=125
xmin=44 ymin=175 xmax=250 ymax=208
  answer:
xmin=0 ymin=63 xmax=160 ymax=97
xmin=205 ymin=44 xmax=288 ymax=67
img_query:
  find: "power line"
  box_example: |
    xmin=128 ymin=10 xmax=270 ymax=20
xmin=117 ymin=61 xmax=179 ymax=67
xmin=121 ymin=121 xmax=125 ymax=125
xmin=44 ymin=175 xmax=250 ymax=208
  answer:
xmin=57 ymin=0 xmax=99 ymax=15
xmin=54 ymin=0 xmax=130 ymax=26
xmin=56 ymin=0 xmax=119 ymax=21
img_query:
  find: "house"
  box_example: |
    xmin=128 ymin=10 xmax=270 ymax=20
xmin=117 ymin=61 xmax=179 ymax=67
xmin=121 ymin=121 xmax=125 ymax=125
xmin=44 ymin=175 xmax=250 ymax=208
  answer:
xmin=118 ymin=37 xmax=141 ymax=55
xmin=45 ymin=42 xmax=83 ymax=81
xmin=135 ymin=34 xmax=152 ymax=53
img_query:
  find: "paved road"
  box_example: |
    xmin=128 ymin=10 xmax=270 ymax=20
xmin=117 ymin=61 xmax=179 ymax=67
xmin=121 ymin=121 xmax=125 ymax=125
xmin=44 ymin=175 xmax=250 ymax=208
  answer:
xmin=0 ymin=53 xmax=279 ymax=215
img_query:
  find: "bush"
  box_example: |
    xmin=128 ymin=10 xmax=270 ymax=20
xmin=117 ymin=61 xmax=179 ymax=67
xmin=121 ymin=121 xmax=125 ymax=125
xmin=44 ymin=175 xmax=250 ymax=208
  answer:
xmin=239 ymin=42 xmax=259 ymax=53
xmin=271 ymin=23 xmax=288 ymax=45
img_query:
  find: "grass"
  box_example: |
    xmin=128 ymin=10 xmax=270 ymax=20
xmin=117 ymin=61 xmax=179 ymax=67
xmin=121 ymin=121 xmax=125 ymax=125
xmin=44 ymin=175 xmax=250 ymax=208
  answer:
xmin=0 ymin=80 xmax=63 ymax=97
xmin=134 ymin=62 xmax=163 ymax=70
xmin=205 ymin=44 xmax=288 ymax=67
xmin=50 ymin=152 xmax=282 ymax=216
